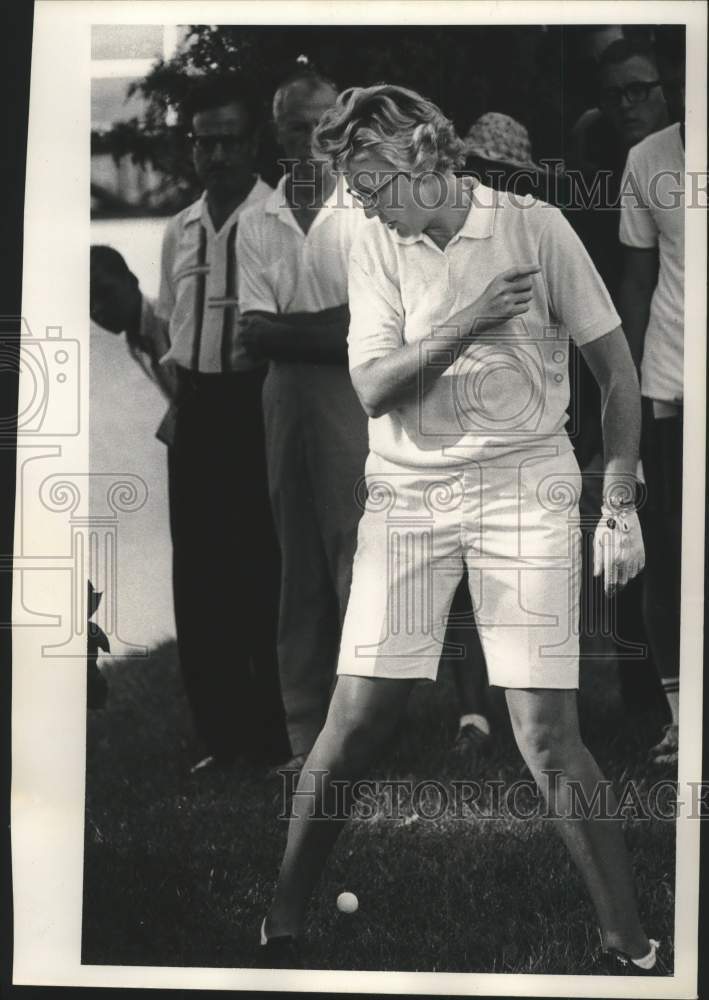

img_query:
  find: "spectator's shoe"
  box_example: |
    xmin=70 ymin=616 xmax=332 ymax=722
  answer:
xmin=449 ymin=723 xmax=492 ymax=764
xmin=650 ymin=724 xmax=679 ymax=765
xmin=598 ymin=938 xmax=667 ymax=975
xmin=255 ymin=918 xmax=304 ymax=969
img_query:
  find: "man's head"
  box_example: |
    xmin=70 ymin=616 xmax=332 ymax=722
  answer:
xmin=597 ymin=39 xmax=669 ymax=147
xmin=183 ymin=74 xmax=261 ymax=197
xmin=90 ymin=245 xmax=141 ymax=334
xmin=272 ymin=69 xmax=339 ymax=164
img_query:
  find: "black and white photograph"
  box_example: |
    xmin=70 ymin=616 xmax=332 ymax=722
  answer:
xmin=8 ymin=1 xmax=708 ymax=995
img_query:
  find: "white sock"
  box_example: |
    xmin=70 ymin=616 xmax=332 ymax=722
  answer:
xmin=662 ymin=681 xmax=679 ymax=727
xmin=459 ymin=713 xmax=490 ymax=736
xmin=632 ymin=939 xmax=659 ymax=970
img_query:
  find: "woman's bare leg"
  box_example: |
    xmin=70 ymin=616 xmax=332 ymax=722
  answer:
xmin=267 ymin=674 xmax=416 ymax=938
xmin=506 ymin=687 xmax=650 ymax=958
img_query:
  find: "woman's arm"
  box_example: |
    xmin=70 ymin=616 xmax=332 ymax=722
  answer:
xmin=578 ymin=325 xmax=641 ymax=492
xmin=351 ymin=265 xmax=540 ymax=418
xmin=579 ymin=325 xmax=645 ymax=593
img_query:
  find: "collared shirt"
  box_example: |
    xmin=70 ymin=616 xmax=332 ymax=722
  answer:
xmin=619 ymin=122 xmax=684 ymax=403
xmin=157 ymin=177 xmax=272 ymax=372
xmin=348 ymin=179 xmax=621 ymax=468
xmin=236 ymin=174 xmax=365 ymax=314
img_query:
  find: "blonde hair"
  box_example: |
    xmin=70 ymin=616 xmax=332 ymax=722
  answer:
xmin=312 ymin=84 xmax=466 ymax=175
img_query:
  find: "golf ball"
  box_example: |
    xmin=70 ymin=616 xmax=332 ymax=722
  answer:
xmin=337 ymin=891 xmax=359 ymax=914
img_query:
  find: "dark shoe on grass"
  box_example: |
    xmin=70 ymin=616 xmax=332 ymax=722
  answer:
xmin=256 ymin=919 xmax=304 ymax=968
xmin=598 ymin=938 xmax=668 ymax=975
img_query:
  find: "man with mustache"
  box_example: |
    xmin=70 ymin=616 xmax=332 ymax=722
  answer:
xmin=93 ymin=74 xmax=289 ymax=771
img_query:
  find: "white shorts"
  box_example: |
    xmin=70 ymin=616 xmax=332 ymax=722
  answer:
xmin=337 ymin=447 xmax=583 ymax=688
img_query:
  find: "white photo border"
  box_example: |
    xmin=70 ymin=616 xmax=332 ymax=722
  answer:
xmin=12 ymin=1 xmax=707 ymax=995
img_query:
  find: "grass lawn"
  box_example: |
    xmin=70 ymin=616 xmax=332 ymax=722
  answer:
xmin=82 ymin=638 xmax=676 ymax=974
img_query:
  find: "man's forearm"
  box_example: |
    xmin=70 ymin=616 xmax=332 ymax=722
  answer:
xmin=128 ymin=294 xmax=178 ymax=399
xmin=150 ymin=357 xmax=180 ymax=401
xmin=242 ymin=307 xmax=350 ymax=364
xmin=617 ymin=247 xmax=658 ymax=373
xmin=618 ymin=278 xmax=653 ymax=373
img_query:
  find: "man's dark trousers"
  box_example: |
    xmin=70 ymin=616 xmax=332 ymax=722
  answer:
xmin=168 ymin=367 xmax=289 ymax=763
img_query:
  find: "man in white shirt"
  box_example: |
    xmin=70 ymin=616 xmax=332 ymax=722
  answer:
xmin=152 ymin=75 xmax=289 ymax=769
xmin=618 ymin=35 xmax=685 ymax=764
xmin=236 ymin=70 xmax=368 ymax=763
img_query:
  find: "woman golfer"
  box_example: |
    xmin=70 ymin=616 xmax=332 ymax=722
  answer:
xmin=258 ymin=85 xmax=658 ymax=974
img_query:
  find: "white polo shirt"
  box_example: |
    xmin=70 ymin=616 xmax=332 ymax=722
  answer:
xmin=236 ymin=174 xmax=365 ymax=313
xmin=619 ymin=122 xmax=684 ymax=403
xmin=157 ymin=177 xmax=272 ymax=372
xmin=348 ymin=180 xmax=621 ymax=468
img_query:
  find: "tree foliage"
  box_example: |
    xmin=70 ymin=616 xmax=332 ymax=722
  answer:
xmin=94 ymin=24 xmax=590 ymax=207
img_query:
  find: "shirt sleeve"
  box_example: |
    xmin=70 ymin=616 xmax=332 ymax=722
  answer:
xmin=347 ymin=242 xmax=405 ymax=371
xmin=155 ymin=216 xmax=178 ymax=322
xmin=236 ymin=212 xmax=278 ymax=314
xmin=619 ymin=145 xmax=658 ymax=249
xmin=538 ymin=206 xmax=621 ymax=346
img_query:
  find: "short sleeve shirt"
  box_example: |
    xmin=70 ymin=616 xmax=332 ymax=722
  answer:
xmin=236 ymin=175 xmax=365 ymax=314
xmin=348 ymin=179 xmax=621 ymax=467
xmin=619 ymin=123 xmax=684 ymax=402
xmin=157 ymin=177 xmax=272 ymax=372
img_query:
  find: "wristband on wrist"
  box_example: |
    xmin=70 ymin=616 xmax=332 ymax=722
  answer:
xmin=600 ymin=504 xmax=636 ymax=531
xmin=603 ymin=487 xmax=637 ymax=514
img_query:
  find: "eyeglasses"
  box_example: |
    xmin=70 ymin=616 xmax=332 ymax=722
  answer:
xmin=347 ymin=171 xmax=410 ymax=209
xmin=187 ymin=132 xmax=252 ymax=153
xmin=598 ymin=81 xmax=663 ymax=109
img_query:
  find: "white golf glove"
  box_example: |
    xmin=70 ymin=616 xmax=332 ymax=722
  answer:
xmin=593 ymin=505 xmax=645 ymax=595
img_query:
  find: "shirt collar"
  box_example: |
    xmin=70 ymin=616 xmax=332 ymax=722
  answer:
xmin=264 ymin=175 xmax=289 ymax=217
xmin=184 ymin=192 xmax=206 ymax=226
xmin=392 ymin=177 xmax=497 ymax=246
xmin=264 ymin=173 xmax=359 ymax=227
xmin=183 ymin=176 xmax=272 ymax=228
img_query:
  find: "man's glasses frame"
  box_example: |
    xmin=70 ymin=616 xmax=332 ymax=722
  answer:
xmin=187 ymin=132 xmax=253 ymax=153
xmin=598 ymin=80 xmax=663 ymax=110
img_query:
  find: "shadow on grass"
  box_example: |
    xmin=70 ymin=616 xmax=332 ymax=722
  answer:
xmin=82 ymin=638 xmax=676 ymax=973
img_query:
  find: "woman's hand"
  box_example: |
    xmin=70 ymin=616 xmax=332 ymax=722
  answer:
xmin=466 ymin=265 xmax=541 ymax=335
xmin=593 ymin=507 xmax=645 ymax=596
